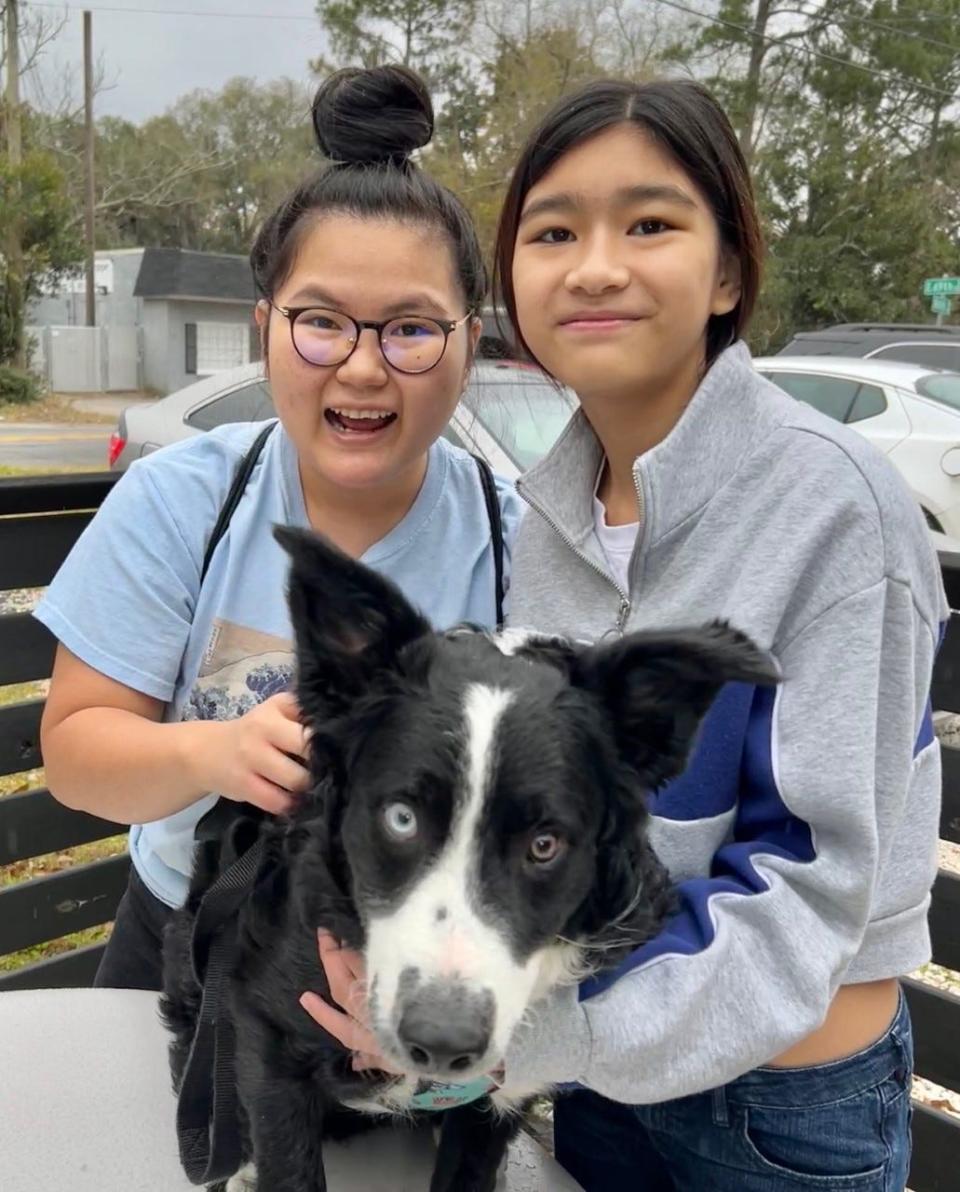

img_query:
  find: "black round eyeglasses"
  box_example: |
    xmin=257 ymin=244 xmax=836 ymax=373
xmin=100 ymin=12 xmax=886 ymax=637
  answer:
xmin=270 ymin=303 xmax=473 ymax=375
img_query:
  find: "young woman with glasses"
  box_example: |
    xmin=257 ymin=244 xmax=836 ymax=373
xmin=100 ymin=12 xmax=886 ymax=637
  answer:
xmin=36 ymin=64 xmax=520 ymax=991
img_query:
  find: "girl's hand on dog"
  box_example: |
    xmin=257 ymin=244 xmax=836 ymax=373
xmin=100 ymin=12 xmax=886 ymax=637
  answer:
xmin=190 ymin=691 xmax=311 ymax=816
xmin=300 ymin=930 xmax=403 ymax=1074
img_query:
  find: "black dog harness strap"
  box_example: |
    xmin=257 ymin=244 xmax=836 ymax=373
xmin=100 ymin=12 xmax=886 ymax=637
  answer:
xmin=471 ymin=453 xmax=505 ymax=629
xmin=176 ymin=838 xmax=266 ymax=1184
xmin=175 ymin=437 xmax=507 ymax=1182
xmin=200 ymin=420 xmax=276 ymax=585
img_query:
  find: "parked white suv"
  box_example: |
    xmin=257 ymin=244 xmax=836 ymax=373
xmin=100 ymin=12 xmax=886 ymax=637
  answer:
xmin=754 ymin=356 xmax=960 ymax=537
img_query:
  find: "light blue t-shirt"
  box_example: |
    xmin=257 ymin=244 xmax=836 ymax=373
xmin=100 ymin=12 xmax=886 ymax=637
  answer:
xmin=34 ymin=420 xmax=523 ymax=907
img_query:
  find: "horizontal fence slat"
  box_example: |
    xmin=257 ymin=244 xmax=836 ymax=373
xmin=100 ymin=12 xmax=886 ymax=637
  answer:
xmin=904 ymin=978 xmax=960 ymax=1095
xmin=933 ymin=613 xmax=960 ymax=714
xmin=909 ymin=1102 xmax=960 ymax=1192
xmin=0 ymin=787 xmax=124 ymax=866
xmin=0 ymin=613 xmax=55 ymax=685
xmin=930 ymin=870 xmax=960 ymax=974
xmin=0 ymin=471 xmax=116 ymax=517
xmin=0 ymin=511 xmax=95 ymax=589
xmin=0 ymin=698 xmax=43 ymax=778
xmin=0 ymin=941 xmax=106 ymax=992
xmin=941 ymin=745 xmax=960 ymax=845
xmin=0 ymin=853 xmax=129 ymax=957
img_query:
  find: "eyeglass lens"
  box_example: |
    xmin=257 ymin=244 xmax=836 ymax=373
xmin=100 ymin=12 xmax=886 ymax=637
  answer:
xmin=292 ymin=308 xmax=449 ymax=373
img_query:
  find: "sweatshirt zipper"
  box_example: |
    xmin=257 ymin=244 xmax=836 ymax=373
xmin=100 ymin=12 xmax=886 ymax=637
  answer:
xmin=521 ymin=470 xmax=646 ymax=636
xmin=624 ymin=466 xmax=646 ymax=630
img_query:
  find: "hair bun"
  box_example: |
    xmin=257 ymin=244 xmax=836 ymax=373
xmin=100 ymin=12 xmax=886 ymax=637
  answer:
xmin=312 ymin=65 xmax=434 ymax=166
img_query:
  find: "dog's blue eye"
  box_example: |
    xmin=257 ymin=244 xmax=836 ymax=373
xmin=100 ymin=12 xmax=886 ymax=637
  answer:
xmin=384 ymin=801 xmax=418 ymax=841
xmin=528 ymin=833 xmax=564 ymax=865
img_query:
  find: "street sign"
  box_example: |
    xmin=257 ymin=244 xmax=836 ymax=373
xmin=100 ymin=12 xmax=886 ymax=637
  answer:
xmin=931 ymin=294 xmax=953 ymax=316
xmin=923 ymin=276 xmax=960 ymax=297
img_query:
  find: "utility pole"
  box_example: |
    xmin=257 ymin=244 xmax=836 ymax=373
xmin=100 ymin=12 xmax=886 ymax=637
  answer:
xmin=4 ymin=0 xmax=21 ymax=167
xmin=4 ymin=0 xmax=25 ymax=367
xmin=83 ymin=9 xmax=96 ymax=327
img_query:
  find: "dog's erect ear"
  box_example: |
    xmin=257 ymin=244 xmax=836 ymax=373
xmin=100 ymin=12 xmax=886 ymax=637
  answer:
xmin=574 ymin=621 xmax=780 ymax=789
xmin=274 ymin=525 xmax=432 ymax=716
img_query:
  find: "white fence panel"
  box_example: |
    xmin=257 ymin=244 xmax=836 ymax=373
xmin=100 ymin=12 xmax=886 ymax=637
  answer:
xmin=106 ymin=326 xmax=140 ymax=390
xmin=32 ymin=325 xmax=143 ymax=392
xmin=49 ymin=326 xmax=102 ymax=392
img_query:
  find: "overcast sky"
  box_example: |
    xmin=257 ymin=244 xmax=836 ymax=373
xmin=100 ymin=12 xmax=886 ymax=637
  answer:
xmin=23 ymin=0 xmax=326 ymax=122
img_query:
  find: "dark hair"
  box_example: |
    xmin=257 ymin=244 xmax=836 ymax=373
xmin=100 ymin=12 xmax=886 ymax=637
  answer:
xmin=251 ymin=65 xmax=486 ymax=311
xmin=493 ymin=79 xmax=764 ymax=369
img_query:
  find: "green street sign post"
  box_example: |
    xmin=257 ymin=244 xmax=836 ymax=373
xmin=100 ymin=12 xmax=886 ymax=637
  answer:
xmin=923 ymin=276 xmax=959 ymax=326
xmin=923 ymin=277 xmax=960 ymax=297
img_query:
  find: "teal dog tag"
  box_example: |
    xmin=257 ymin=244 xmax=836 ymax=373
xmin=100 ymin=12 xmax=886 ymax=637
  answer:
xmin=408 ymin=1074 xmax=501 ymax=1111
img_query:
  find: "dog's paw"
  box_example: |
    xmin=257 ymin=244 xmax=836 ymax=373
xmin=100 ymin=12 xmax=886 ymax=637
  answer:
xmin=224 ymin=1163 xmax=258 ymax=1192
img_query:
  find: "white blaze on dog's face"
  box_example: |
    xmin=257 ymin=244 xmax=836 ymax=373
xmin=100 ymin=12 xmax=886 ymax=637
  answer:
xmin=363 ymin=682 xmax=572 ymax=1078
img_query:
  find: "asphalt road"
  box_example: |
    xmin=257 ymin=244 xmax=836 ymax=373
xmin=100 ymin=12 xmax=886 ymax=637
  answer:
xmin=0 ymin=423 xmax=112 ymax=471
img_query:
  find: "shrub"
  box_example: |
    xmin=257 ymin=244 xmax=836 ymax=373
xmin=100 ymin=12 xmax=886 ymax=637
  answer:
xmin=0 ymin=366 xmax=40 ymax=405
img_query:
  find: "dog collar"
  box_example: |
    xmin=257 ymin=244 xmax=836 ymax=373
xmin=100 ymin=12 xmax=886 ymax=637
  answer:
xmin=408 ymin=1074 xmax=501 ymax=1112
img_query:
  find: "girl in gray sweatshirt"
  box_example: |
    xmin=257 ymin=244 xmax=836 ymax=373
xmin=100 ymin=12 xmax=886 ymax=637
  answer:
xmin=492 ymin=78 xmax=945 ymax=1191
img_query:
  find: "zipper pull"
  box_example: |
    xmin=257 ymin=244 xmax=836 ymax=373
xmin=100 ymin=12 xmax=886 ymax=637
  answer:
xmin=616 ymin=597 xmax=631 ymax=633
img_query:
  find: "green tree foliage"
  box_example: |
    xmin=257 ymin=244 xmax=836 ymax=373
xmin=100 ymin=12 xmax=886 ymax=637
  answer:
xmin=668 ymin=0 xmax=960 ymax=349
xmin=0 ymin=149 xmax=80 ymax=365
xmin=32 ymin=77 xmax=315 ymax=256
xmin=4 ymin=0 xmax=955 ymax=353
xmin=313 ymin=0 xmax=477 ymax=81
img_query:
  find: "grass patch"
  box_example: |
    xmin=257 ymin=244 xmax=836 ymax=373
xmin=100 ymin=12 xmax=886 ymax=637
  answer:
xmin=0 ymin=835 xmax=127 ymax=889
xmin=1 ymin=671 xmax=125 ymax=973
xmin=0 ymin=393 xmax=117 ymax=425
xmin=0 ymin=835 xmax=126 ymax=972
xmin=0 ymin=463 xmax=104 ymax=477
xmin=0 ymin=680 xmax=44 ymax=706
xmin=0 ymin=681 xmax=45 ymax=797
xmin=0 ymin=768 xmax=43 ymax=797
xmin=0 ymin=923 xmax=113 ymax=973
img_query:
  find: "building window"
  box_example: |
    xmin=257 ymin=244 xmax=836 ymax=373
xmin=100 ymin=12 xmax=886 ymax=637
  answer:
xmin=185 ymin=321 xmax=250 ymax=375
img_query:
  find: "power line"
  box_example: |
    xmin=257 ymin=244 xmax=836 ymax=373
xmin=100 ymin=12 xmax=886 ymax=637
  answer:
xmin=18 ymin=0 xmax=960 ymax=103
xmin=794 ymin=1 xmax=960 ymax=55
xmin=651 ymin=0 xmax=960 ymax=103
xmin=21 ymin=1 xmax=317 ymax=21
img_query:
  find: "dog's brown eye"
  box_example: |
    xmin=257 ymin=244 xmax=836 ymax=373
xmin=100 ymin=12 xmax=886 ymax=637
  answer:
xmin=528 ymin=833 xmax=564 ymax=864
xmin=383 ymin=801 xmax=418 ymax=841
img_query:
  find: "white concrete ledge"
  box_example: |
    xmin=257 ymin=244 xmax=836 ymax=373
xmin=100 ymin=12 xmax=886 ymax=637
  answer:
xmin=0 ymin=988 xmax=582 ymax=1192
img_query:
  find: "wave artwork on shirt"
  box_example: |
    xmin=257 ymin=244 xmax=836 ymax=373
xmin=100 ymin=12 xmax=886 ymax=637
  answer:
xmin=181 ymin=618 xmax=294 ymax=723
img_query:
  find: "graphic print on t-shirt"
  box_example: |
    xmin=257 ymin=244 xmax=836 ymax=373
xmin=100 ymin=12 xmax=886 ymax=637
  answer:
xmin=181 ymin=618 xmax=294 ymax=724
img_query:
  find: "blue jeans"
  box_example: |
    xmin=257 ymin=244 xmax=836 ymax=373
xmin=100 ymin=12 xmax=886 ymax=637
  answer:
xmin=555 ymin=992 xmax=913 ymax=1191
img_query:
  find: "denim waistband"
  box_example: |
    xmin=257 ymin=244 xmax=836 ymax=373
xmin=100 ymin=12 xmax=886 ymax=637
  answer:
xmin=722 ymin=988 xmax=911 ymax=1109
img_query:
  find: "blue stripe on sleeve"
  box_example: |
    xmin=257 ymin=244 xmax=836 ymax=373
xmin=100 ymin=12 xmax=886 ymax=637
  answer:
xmin=646 ymin=682 xmax=754 ymax=822
xmin=914 ymin=700 xmax=934 ymax=757
xmin=580 ymin=683 xmax=815 ymax=1001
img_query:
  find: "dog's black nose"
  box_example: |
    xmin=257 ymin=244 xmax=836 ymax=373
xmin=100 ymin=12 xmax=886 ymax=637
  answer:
xmin=397 ymin=989 xmax=492 ymax=1075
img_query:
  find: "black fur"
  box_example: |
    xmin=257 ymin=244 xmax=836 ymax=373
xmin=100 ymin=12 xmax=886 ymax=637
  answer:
xmin=161 ymin=527 xmax=778 ymax=1192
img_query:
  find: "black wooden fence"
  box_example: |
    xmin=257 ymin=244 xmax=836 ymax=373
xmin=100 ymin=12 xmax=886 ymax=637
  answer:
xmin=1 ymin=472 xmax=959 ymax=1189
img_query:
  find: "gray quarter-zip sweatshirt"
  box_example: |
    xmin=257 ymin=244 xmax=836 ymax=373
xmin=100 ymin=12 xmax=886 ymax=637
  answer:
xmin=504 ymin=341 xmax=946 ymax=1104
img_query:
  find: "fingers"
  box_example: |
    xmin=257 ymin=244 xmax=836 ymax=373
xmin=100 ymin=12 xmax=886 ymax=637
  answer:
xmin=256 ymin=749 xmax=311 ymax=796
xmin=263 ymin=696 xmax=312 ymax=772
xmin=270 ymin=689 xmax=301 ymax=719
xmin=244 ymin=775 xmax=298 ymax=816
xmin=319 ymin=930 xmax=366 ymax=984
xmin=299 ymin=991 xmax=378 ymax=1054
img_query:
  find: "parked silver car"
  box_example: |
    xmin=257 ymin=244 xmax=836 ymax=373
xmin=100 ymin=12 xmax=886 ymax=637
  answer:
xmin=109 ymin=361 xmax=575 ymax=480
xmin=754 ymin=355 xmax=960 ymax=537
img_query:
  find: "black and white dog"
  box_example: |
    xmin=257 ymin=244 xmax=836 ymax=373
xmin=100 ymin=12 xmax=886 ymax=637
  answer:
xmin=161 ymin=527 xmax=778 ymax=1192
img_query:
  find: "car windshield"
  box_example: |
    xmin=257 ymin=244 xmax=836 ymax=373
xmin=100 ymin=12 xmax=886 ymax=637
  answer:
xmin=463 ymin=376 xmax=575 ymax=469
xmin=916 ymin=373 xmax=960 ymax=412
